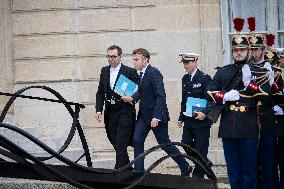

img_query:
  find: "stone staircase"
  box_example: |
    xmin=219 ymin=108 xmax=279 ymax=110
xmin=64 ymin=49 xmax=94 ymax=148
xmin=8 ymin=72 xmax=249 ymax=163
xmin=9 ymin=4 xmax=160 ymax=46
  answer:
xmin=0 ymin=114 xmax=91 ymax=164
xmin=0 ymin=115 xmax=230 ymax=188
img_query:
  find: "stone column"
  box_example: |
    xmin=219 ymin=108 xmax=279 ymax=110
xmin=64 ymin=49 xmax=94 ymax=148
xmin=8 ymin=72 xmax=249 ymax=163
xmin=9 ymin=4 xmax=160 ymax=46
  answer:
xmin=0 ymin=0 xmax=14 ymax=113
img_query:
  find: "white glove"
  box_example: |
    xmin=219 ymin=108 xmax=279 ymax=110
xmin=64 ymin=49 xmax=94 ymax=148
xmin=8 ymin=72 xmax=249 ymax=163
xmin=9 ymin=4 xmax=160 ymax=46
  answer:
xmin=223 ymin=90 xmax=240 ymax=104
xmin=273 ymin=105 xmax=284 ymax=115
xmin=263 ymin=62 xmax=274 ymax=86
xmin=242 ymin=64 xmax=252 ymax=88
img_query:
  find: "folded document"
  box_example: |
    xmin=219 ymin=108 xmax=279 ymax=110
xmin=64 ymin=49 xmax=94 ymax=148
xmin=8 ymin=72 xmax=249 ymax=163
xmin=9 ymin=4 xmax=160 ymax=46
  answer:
xmin=184 ymin=97 xmax=207 ymax=117
xmin=114 ymin=74 xmax=138 ymax=96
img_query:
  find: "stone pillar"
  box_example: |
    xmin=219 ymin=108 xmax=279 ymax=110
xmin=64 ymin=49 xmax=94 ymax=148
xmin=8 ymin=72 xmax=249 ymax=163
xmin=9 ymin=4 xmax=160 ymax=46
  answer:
xmin=0 ymin=0 xmax=14 ymax=112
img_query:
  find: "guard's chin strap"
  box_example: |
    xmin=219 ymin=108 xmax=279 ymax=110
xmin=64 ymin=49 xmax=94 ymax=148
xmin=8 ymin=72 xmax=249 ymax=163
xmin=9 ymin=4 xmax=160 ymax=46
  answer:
xmin=254 ymin=47 xmax=265 ymax=64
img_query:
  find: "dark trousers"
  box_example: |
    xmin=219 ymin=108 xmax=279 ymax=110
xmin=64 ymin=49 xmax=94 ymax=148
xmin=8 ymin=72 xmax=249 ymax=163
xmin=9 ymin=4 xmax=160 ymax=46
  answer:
xmin=223 ymin=138 xmax=258 ymax=189
xmin=133 ymin=118 xmax=189 ymax=173
xmin=273 ymin=136 xmax=284 ymax=189
xmin=181 ymin=126 xmax=210 ymax=178
xmin=257 ymin=136 xmax=276 ymax=189
xmin=108 ymin=108 xmax=133 ymax=169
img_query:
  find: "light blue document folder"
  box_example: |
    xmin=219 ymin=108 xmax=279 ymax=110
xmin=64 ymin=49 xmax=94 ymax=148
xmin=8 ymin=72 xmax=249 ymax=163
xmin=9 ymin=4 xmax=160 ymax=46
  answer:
xmin=114 ymin=74 xmax=138 ymax=96
xmin=184 ymin=97 xmax=207 ymax=117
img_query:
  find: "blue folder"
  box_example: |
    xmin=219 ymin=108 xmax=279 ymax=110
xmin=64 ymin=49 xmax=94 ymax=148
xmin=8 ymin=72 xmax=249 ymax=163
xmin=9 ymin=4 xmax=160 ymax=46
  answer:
xmin=184 ymin=97 xmax=207 ymax=117
xmin=114 ymin=74 xmax=138 ymax=96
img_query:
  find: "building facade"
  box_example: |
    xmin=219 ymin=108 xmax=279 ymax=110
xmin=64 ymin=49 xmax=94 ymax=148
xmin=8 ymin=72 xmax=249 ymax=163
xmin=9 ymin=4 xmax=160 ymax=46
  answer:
xmin=0 ymin=0 xmax=283 ymax=174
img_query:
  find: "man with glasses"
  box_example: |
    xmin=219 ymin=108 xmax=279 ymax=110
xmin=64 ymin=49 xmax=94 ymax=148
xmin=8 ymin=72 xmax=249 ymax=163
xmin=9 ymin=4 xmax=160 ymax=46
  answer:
xmin=96 ymin=45 xmax=139 ymax=169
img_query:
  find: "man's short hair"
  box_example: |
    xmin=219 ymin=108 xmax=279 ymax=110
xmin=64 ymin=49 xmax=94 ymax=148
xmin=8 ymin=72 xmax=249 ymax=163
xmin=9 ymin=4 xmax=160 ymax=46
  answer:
xmin=132 ymin=48 xmax=150 ymax=60
xmin=107 ymin=45 xmax=122 ymax=56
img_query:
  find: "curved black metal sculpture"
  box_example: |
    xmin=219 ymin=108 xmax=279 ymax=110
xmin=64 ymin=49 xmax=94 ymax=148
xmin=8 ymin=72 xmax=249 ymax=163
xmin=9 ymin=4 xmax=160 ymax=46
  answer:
xmin=0 ymin=86 xmax=218 ymax=189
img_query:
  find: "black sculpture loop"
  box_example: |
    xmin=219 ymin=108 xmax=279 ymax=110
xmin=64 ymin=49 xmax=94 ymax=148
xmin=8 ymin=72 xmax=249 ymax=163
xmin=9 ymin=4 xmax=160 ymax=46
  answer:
xmin=0 ymin=86 xmax=218 ymax=189
xmin=0 ymin=86 xmax=92 ymax=167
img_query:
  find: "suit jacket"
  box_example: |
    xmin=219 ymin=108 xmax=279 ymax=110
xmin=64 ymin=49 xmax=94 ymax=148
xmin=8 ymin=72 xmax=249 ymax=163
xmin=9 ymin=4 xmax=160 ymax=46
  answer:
xmin=178 ymin=69 xmax=213 ymax=127
xmin=133 ymin=65 xmax=170 ymax=125
xmin=96 ymin=63 xmax=139 ymax=146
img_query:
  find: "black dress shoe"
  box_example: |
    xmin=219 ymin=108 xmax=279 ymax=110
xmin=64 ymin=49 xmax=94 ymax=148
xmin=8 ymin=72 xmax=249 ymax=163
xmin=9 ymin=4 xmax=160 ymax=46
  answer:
xmin=181 ymin=166 xmax=193 ymax=176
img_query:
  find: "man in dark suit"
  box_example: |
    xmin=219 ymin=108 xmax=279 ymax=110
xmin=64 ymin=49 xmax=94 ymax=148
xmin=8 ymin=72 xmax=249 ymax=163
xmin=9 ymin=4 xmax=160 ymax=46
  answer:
xmin=122 ymin=48 xmax=192 ymax=176
xmin=95 ymin=45 xmax=139 ymax=169
xmin=177 ymin=52 xmax=212 ymax=178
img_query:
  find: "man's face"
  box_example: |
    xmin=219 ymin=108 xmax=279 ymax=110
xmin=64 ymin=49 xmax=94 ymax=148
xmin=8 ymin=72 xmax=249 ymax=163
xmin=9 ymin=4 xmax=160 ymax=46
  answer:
xmin=251 ymin=47 xmax=264 ymax=62
xmin=232 ymin=48 xmax=249 ymax=62
xmin=132 ymin=54 xmax=148 ymax=71
xmin=106 ymin=49 xmax=121 ymax=67
xmin=183 ymin=60 xmax=197 ymax=74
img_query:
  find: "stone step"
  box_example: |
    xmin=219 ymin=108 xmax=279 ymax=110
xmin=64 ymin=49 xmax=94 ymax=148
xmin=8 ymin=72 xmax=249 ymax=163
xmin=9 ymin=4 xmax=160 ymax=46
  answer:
xmin=0 ymin=147 xmax=93 ymax=165
xmin=1 ymin=114 xmax=16 ymax=126
xmin=93 ymin=148 xmax=225 ymax=167
xmin=0 ymin=176 xmax=230 ymax=189
xmin=209 ymin=138 xmax=223 ymax=150
xmin=79 ymin=157 xmax=228 ymax=178
xmin=0 ymin=177 xmax=77 ymax=189
xmin=32 ymin=148 xmax=92 ymax=164
xmin=78 ymin=158 xmax=116 ymax=168
xmin=0 ymin=137 xmax=65 ymax=159
xmin=0 ymin=127 xmax=39 ymax=141
xmin=208 ymin=149 xmax=225 ymax=165
xmin=10 ymin=137 xmax=65 ymax=153
xmin=217 ymin=183 xmax=230 ymax=189
xmin=88 ymin=158 xmax=229 ymax=189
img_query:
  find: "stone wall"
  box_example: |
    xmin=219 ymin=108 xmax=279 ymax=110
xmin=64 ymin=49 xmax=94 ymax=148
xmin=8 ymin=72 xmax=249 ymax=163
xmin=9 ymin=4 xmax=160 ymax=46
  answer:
xmin=1 ymin=0 xmax=225 ymax=172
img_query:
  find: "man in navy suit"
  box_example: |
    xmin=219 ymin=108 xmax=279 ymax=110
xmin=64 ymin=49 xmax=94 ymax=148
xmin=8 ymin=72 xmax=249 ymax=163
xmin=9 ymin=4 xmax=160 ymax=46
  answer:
xmin=122 ymin=48 xmax=192 ymax=176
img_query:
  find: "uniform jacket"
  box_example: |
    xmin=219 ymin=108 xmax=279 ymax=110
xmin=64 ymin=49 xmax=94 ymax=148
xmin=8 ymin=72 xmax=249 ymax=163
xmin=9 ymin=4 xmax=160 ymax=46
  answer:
xmin=178 ymin=69 xmax=213 ymax=127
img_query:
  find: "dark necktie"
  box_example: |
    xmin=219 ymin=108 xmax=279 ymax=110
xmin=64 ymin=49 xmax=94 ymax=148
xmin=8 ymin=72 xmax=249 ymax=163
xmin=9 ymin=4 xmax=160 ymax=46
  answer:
xmin=139 ymin=72 xmax=143 ymax=83
xmin=188 ymin=74 xmax=192 ymax=82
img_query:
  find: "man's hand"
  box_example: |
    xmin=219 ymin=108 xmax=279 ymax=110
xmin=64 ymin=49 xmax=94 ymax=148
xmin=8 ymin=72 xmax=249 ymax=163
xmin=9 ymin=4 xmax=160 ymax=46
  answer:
xmin=151 ymin=119 xmax=159 ymax=128
xmin=177 ymin=121 xmax=183 ymax=128
xmin=194 ymin=111 xmax=206 ymax=120
xmin=121 ymin=95 xmax=133 ymax=103
xmin=96 ymin=112 xmax=102 ymax=123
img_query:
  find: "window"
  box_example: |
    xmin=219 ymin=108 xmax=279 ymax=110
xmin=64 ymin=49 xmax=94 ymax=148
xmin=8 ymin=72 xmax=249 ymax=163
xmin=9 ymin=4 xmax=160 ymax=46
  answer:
xmin=230 ymin=0 xmax=267 ymax=32
xmin=278 ymin=0 xmax=284 ymax=47
xmin=221 ymin=0 xmax=281 ymax=64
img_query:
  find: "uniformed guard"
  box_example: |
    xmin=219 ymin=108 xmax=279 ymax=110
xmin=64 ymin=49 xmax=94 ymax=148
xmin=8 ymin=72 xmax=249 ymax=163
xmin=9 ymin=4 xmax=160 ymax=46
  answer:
xmin=207 ymin=17 xmax=268 ymax=189
xmin=177 ymin=52 xmax=213 ymax=178
xmin=248 ymin=19 xmax=276 ymax=188
xmin=270 ymin=47 xmax=284 ymax=189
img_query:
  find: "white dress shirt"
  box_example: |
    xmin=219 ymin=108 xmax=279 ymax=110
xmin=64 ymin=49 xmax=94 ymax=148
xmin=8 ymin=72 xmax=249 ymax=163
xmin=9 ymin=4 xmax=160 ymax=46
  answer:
xmin=190 ymin=68 xmax=197 ymax=81
xmin=139 ymin=63 xmax=150 ymax=80
xmin=110 ymin=63 xmax=121 ymax=89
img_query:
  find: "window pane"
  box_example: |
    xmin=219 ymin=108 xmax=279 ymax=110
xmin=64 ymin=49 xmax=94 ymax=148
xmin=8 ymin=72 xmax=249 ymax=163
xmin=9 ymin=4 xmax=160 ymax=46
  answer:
xmin=279 ymin=33 xmax=284 ymax=47
xmin=279 ymin=0 xmax=284 ymax=30
xmin=230 ymin=0 xmax=267 ymax=32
